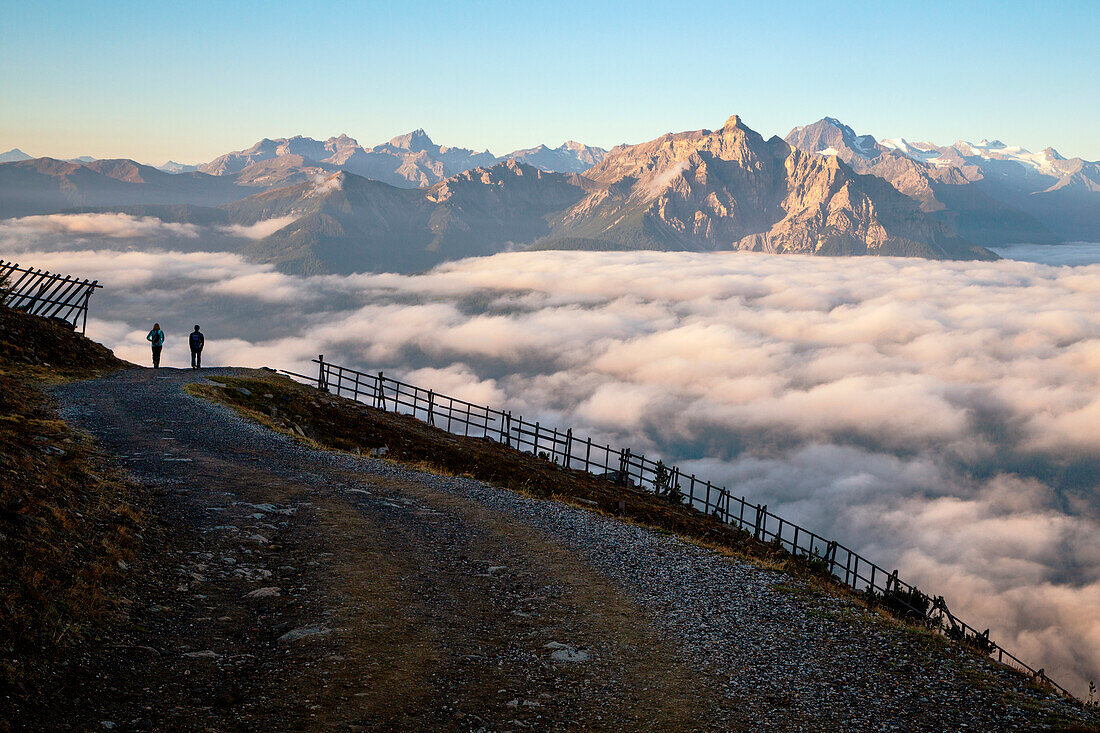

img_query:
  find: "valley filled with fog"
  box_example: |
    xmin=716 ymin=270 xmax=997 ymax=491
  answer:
xmin=4 ymin=221 xmax=1099 ymax=695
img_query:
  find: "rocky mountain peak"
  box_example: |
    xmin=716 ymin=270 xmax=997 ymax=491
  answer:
xmin=0 ymin=148 xmax=33 ymax=163
xmin=158 ymin=160 xmax=198 ymax=173
xmin=387 ymin=128 xmax=435 ymax=152
xmin=786 ymin=117 xmax=879 ymax=159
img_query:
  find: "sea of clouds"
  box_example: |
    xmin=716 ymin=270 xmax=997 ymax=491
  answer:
xmin=3 ymin=214 xmax=1099 ymax=695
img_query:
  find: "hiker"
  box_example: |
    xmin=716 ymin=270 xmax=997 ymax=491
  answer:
xmin=189 ymin=325 xmax=205 ymax=369
xmin=146 ymin=323 xmax=165 ymax=368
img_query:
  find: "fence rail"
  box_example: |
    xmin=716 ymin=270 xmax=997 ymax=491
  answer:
xmin=283 ymin=355 xmax=1075 ymax=700
xmin=0 ymin=260 xmax=102 ymax=333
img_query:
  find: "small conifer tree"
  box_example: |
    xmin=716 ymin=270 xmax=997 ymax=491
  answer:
xmin=653 ymin=460 xmax=685 ymax=505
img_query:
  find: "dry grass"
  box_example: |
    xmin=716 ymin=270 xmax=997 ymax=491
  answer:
xmin=0 ymin=306 xmax=142 ymax=718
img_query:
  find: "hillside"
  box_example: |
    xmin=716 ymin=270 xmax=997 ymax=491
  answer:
xmin=3 ymin=307 xmax=1098 ymax=729
xmin=224 ymin=161 xmax=590 ymax=274
xmin=0 ymin=306 xmax=138 ymax=721
xmin=0 ymin=157 xmax=252 ymax=219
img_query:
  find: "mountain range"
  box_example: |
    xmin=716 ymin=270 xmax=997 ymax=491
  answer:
xmin=785 ymin=118 xmax=1100 ymax=242
xmin=2 ymin=115 xmax=1096 ymax=274
xmin=194 ymin=130 xmax=607 ymax=188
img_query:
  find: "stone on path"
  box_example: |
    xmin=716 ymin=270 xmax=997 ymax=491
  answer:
xmin=278 ymin=625 xmax=331 ymax=643
xmin=544 ymin=641 xmax=590 ymax=662
xmin=244 ymin=586 xmax=281 ymax=598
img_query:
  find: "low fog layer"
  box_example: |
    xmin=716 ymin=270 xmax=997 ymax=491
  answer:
xmin=3 ymin=221 xmax=1099 ymax=695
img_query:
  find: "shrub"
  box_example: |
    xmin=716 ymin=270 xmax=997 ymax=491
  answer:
xmin=652 ymin=460 xmax=685 ymax=505
xmin=883 ymin=584 xmax=930 ymax=621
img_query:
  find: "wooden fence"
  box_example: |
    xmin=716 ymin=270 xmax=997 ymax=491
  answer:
xmin=281 ymin=354 xmax=1075 ymax=700
xmin=0 ymin=260 xmax=102 ymax=333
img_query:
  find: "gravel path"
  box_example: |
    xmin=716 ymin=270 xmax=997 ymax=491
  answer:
xmin=54 ymin=367 xmax=1096 ymax=732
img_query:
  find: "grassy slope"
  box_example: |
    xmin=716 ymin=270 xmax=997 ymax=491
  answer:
xmin=188 ymin=372 xmax=802 ymax=567
xmin=0 ymin=306 xmax=140 ymax=720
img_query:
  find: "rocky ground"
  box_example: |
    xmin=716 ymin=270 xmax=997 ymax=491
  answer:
xmin=10 ymin=366 xmax=1097 ymax=731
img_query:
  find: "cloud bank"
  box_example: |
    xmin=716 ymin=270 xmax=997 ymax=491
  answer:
xmin=2 ymin=212 xmax=204 ymax=239
xmin=4 ymin=239 xmax=1100 ymax=696
xmin=0 ymin=212 xmax=297 ymax=251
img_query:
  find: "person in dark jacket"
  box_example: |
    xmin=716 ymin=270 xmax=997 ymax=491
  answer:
xmin=146 ymin=323 xmax=165 ymax=368
xmin=189 ymin=325 xmax=205 ymax=369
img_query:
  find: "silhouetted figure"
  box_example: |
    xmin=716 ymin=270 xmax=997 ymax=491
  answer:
xmin=146 ymin=323 xmax=165 ymax=368
xmin=189 ymin=325 xmax=205 ymax=369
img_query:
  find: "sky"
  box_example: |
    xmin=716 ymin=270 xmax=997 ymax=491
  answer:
xmin=1 ymin=0 xmax=1098 ymax=164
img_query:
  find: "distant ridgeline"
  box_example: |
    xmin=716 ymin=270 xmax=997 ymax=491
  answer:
xmin=4 ymin=115 xmax=1098 ymax=275
xmin=283 ymin=355 xmax=1079 ymax=700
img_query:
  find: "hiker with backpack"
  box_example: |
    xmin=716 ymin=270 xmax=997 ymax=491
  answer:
xmin=189 ymin=325 xmax=205 ymax=369
xmin=146 ymin=323 xmax=165 ymax=368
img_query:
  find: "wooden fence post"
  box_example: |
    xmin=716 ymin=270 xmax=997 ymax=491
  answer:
xmin=564 ymin=429 xmax=572 ymax=468
xmin=753 ymin=504 xmax=766 ymax=540
xmin=81 ymin=285 xmax=93 ymax=333
xmin=317 ymin=355 xmax=327 ymax=391
xmin=619 ymin=448 xmax=630 ymax=486
xmin=427 ymin=390 xmax=435 ymax=426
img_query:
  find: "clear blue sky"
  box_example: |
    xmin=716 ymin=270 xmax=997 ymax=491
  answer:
xmin=2 ymin=0 xmax=1097 ymax=164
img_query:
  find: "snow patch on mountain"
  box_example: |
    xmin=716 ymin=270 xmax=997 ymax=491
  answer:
xmin=879 ymin=139 xmax=940 ymax=163
xmin=953 ymin=140 xmax=1062 ymax=176
xmin=643 ymin=160 xmax=690 ymax=198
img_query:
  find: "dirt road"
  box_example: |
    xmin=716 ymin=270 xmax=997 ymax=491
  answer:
xmin=36 ymin=367 xmax=1095 ymax=732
